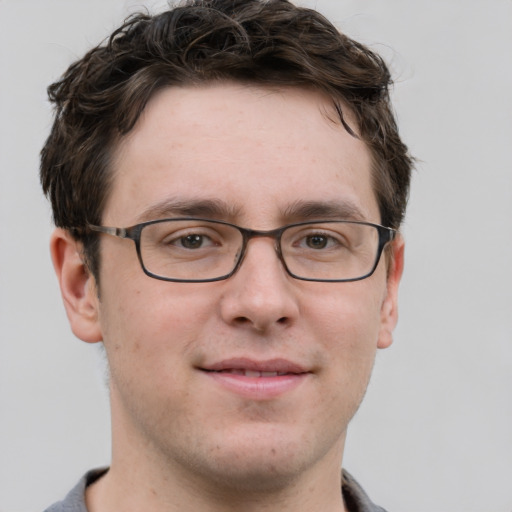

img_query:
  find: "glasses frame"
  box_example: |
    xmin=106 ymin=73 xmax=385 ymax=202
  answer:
xmin=87 ymin=218 xmax=396 ymax=283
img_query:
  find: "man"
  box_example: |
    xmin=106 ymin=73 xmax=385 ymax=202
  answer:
xmin=41 ymin=0 xmax=412 ymax=511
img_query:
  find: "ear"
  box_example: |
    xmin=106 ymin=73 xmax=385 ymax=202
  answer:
xmin=50 ymin=228 xmax=102 ymax=343
xmin=377 ymin=234 xmax=405 ymax=349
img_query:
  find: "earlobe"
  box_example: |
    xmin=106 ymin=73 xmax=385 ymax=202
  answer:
xmin=50 ymin=228 xmax=103 ymax=344
xmin=377 ymin=235 xmax=405 ymax=349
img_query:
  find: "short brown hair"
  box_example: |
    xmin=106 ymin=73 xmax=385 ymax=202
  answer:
xmin=40 ymin=0 xmax=413 ymax=278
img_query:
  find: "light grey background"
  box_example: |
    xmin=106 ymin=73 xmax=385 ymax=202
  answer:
xmin=1 ymin=1 xmax=511 ymax=511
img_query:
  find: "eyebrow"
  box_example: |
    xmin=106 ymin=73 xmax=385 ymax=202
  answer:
xmin=280 ymin=200 xmax=368 ymax=222
xmin=137 ymin=197 xmax=243 ymax=223
xmin=136 ymin=197 xmax=368 ymax=225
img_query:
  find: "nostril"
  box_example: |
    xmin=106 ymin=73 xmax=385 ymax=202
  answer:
xmin=234 ymin=316 xmax=250 ymax=325
xmin=231 ymin=315 xmax=290 ymax=332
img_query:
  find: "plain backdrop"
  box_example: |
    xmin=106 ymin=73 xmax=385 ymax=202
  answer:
xmin=1 ymin=1 xmax=511 ymax=511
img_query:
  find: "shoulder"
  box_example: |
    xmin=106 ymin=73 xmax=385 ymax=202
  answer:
xmin=43 ymin=468 xmax=108 ymax=512
xmin=342 ymin=470 xmax=389 ymax=512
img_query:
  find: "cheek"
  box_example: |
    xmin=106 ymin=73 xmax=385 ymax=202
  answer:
xmin=97 ymin=278 xmax=226 ymax=388
xmin=311 ymin=280 xmax=384 ymax=347
xmin=100 ymin=263 xmax=215 ymax=333
xmin=306 ymin=282 xmax=385 ymax=391
xmin=98 ymin=285 xmax=206 ymax=419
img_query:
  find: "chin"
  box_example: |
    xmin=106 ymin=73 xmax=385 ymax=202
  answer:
xmin=202 ymin=454 xmax=306 ymax=494
xmin=181 ymin=424 xmax=334 ymax=494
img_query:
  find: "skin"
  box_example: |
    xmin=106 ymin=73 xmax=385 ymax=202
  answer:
xmin=51 ymin=83 xmax=404 ymax=512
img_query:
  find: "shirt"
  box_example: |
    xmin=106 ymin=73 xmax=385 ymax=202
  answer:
xmin=44 ymin=467 xmax=388 ymax=512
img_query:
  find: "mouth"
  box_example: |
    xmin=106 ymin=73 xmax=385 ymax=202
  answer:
xmin=200 ymin=358 xmax=309 ymax=376
xmin=205 ymin=369 xmax=292 ymax=378
xmin=198 ymin=358 xmax=310 ymax=399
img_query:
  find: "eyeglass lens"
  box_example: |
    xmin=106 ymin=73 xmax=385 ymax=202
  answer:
xmin=138 ymin=219 xmax=383 ymax=282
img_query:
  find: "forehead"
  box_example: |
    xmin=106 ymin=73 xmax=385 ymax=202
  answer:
xmin=107 ymin=83 xmax=377 ymax=226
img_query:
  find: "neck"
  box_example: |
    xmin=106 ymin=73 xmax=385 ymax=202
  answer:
xmin=86 ymin=460 xmax=348 ymax=512
xmin=86 ymin=435 xmax=348 ymax=512
xmin=86 ymin=389 xmax=348 ymax=512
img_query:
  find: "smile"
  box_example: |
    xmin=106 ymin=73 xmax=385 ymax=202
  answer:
xmin=199 ymin=358 xmax=310 ymax=399
xmin=206 ymin=369 xmax=292 ymax=377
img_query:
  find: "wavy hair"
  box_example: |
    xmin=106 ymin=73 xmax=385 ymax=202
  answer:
xmin=41 ymin=0 xmax=413 ymax=278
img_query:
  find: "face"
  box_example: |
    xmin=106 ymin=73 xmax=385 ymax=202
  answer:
xmin=55 ymin=83 xmax=403 ymax=493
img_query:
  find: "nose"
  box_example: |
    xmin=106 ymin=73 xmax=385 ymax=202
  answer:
xmin=219 ymin=237 xmax=299 ymax=333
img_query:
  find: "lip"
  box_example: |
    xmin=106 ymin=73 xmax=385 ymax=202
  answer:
xmin=198 ymin=358 xmax=310 ymax=400
xmin=203 ymin=357 xmax=308 ymax=374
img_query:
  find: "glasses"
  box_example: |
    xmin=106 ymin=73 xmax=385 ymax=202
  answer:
xmin=87 ymin=218 xmax=396 ymax=283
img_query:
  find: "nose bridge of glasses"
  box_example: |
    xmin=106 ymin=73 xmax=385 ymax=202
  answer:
xmin=239 ymin=226 xmax=285 ymax=263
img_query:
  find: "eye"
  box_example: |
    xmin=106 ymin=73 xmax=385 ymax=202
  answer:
xmin=180 ymin=234 xmax=207 ymax=249
xmin=171 ymin=233 xmax=216 ymax=249
xmin=300 ymin=232 xmax=344 ymax=250
xmin=143 ymin=221 xmax=230 ymax=255
xmin=305 ymin=234 xmax=330 ymax=249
